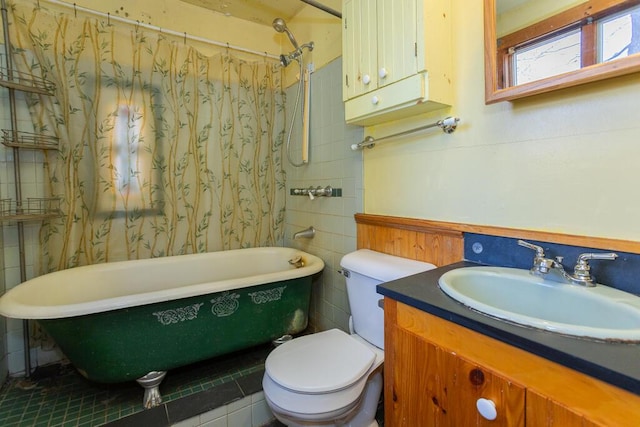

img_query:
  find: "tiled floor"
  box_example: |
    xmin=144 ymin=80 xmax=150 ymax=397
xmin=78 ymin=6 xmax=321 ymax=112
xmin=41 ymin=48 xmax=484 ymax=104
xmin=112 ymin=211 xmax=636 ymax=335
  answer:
xmin=0 ymin=343 xmax=272 ymax=427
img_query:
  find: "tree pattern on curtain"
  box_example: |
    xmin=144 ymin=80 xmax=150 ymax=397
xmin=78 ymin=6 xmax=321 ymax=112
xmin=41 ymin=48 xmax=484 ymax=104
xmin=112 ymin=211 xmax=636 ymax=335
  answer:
xmin=7 ymin=0 xmax=287 ymax=272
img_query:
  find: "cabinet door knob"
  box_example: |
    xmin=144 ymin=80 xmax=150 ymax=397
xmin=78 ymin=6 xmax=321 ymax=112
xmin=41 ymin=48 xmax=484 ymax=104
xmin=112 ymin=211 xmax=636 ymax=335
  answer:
xmin=476 ymin=398 xmax=497 ymax=421
xmin=362 ymin=74 xmax=371 ymax=85
xmin=379 ymin=67 xmax=388 ymax=79
xmin=371 ymin=96 xmax=380 ymax=105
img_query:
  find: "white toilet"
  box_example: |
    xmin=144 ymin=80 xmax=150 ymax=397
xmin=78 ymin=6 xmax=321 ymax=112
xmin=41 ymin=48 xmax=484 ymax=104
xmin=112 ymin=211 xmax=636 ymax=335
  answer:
xmin=262 ymin=249 xmax=436 ymax=427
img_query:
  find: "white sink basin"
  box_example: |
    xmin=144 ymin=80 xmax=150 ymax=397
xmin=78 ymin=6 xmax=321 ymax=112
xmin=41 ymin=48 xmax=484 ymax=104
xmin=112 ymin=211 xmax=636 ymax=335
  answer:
xmin=438 ymin=266 xmax=640 ymax=342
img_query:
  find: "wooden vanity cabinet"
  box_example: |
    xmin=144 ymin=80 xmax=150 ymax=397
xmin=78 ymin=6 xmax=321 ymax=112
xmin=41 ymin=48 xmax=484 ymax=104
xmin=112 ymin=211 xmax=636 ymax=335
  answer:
xmin=384 ymin=299 xmax=640 ymax=427
xmin=390 ymin=326 xmax=525 ymax=426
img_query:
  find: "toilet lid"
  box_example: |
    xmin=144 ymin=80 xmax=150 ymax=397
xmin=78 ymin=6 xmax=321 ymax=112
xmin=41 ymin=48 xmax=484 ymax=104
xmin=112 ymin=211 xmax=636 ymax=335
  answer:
xmin=265 ymin=329 xmax=376 ymax=394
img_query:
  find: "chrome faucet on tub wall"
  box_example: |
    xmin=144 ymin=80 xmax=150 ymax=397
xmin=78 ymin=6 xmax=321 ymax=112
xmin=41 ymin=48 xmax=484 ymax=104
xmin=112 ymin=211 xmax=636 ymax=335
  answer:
xmin=293 ymin=226 xmax=315 ymax=239
xmin=290 ymin=186 xmax=341 ymax=199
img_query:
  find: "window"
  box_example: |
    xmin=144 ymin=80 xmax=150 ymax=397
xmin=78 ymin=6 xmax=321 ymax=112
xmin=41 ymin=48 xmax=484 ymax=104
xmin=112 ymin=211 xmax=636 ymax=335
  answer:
xmin=513 ymin=29 xmax=582 ymax=85
xmin=95 ymin=83 xmax=161 ymax=217
xmin=600 ymin=6 xmax=640 ymax=62
xmin=498 ymin=1 xmax=640 ymax=88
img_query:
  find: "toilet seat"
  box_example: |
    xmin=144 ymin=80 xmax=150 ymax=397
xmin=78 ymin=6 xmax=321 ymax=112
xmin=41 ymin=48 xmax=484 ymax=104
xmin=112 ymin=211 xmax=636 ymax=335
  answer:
xmin=263 ymin=329 xmax=384 ymax=418
xmin=266 ymin=329 xmax=375 ymax=394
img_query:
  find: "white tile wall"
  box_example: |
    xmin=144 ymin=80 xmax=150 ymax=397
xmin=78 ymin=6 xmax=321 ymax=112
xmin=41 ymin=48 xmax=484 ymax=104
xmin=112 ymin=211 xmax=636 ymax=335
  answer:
xmin=0 ymin=225 xmax=5 ymax=384
xmin=171 ymin=391 xmax=275 ymax=427
xmin=0 ymin=83 xmax=6 ymax=382
xmin=0 ymin=66 xmax=56 ymax=376
xmin=283 ymin=58 xmax=364 ymax=333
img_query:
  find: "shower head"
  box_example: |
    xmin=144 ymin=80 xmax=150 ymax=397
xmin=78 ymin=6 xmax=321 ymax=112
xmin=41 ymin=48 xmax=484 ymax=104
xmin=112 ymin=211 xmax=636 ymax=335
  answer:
xmin=272 ymin=17 xmax=287 ymax=33
xmin=272 ymin=17 xmax=300 ymax=50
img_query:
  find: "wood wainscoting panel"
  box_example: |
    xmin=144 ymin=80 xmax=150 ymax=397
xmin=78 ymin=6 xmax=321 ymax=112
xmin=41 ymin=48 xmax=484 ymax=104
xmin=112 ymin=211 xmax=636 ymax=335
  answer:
xmin=355 ymin=213 xmax=640 ymax=266
xmin=356 ymin=218 xmax=463 ymax=266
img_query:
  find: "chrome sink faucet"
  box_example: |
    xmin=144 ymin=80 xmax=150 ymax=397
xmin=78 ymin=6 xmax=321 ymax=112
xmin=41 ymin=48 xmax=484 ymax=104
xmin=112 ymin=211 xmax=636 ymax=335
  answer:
xmin=517 ymin=240 xmax=617 ymax=287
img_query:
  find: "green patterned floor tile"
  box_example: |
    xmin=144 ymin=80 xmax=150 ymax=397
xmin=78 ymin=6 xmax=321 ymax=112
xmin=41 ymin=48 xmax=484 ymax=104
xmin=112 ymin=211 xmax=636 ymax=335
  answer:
xmin=0 ymin=343 xmax=271 ymax=426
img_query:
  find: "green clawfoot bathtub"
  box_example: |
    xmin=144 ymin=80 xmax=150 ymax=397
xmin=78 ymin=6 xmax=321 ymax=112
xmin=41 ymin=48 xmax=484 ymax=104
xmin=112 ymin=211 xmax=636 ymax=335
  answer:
xmin=0 ymin=247 xmax=324 ymax=408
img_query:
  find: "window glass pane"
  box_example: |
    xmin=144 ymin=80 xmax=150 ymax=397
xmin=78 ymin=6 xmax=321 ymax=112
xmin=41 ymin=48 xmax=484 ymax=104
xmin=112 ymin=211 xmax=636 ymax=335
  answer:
xmin=514 ymin=30 xmax=582 ymax=85
xmin=599 ymin=6 xmax=640 ymax=62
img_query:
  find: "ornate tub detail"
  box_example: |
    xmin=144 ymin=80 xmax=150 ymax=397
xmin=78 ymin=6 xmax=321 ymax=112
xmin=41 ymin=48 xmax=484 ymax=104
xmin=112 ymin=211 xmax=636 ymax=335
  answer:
xmin=0 ymin=247 xmax=324 ymax=408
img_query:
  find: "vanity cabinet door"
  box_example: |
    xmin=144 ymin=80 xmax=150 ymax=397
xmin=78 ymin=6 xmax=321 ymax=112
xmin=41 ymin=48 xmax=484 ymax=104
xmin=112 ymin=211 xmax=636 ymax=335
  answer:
xmin=526 ymin=390 xmax=601 ymax=427
xmin=387 ymin=327 xmax=525 ymax=426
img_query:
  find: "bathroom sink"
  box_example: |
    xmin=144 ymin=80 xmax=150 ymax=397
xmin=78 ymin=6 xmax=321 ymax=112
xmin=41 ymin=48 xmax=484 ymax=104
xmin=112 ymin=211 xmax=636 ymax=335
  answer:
xmin=438 ymin=266 xmax=640 ymax=342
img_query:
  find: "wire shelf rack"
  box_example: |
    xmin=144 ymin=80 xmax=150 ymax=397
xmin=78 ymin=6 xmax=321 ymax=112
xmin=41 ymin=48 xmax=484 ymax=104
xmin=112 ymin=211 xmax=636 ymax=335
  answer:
xmin=0 ymin=67 xmax=56 ymax=95
xmin=0 ymin=197 xmax=61 ymax=221
xmin=1 ymin=129 xmax=59 ymax=150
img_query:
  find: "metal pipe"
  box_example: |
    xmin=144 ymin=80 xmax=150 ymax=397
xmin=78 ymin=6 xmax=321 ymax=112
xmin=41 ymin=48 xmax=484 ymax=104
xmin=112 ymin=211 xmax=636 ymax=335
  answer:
xmin=300 ymin=0 xmax=342 ymax=18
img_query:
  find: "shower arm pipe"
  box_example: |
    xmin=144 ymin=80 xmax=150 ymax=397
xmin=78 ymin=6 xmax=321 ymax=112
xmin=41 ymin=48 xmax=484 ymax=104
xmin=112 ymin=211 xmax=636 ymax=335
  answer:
xmin=301 ymin=66 xmax=311 ymax=164
xmin=299 ymin=0 xmax=342 ymax=18
xmin=43 ymin=0 xmax=280 ymax=60
xmin=351 ymin=117 xmax=460 ymax=151
xmin=1 ymin=0 xmax=31 ymax=377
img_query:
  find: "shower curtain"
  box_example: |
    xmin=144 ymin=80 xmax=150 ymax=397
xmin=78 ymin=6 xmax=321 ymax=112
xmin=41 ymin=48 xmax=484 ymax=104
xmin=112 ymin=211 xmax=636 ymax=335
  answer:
xmin=7 ymin=0 xmax=287 ymax=272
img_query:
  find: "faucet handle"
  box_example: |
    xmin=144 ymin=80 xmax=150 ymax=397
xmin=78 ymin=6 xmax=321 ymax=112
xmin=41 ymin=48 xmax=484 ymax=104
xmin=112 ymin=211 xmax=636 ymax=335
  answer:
xmin=573 ymin=252 xmax=617 ymax=277
xmin=517 ymin=240 xmax=545 ymax=257
xmin=577 ymin=252 xmax=618 ymax=263
xmin=519 ymin=240 xmax=554 ymax=274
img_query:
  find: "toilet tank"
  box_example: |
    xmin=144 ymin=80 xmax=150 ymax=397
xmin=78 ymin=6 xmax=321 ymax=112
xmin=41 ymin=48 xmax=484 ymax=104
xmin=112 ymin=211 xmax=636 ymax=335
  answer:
xmin=340 ymin=249 xmax=436 ymax=349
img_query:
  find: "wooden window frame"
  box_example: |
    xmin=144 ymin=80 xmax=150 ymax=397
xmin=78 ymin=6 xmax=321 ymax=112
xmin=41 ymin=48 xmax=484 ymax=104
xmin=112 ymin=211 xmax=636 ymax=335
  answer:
xmin=497 ymin=0 xmax=640 ymax=89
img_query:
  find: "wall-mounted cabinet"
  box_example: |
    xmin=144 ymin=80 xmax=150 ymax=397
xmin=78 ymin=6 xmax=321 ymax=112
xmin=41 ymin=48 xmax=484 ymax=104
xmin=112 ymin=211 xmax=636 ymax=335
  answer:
xmin=342 ymin=0 xmax=452 ymax=126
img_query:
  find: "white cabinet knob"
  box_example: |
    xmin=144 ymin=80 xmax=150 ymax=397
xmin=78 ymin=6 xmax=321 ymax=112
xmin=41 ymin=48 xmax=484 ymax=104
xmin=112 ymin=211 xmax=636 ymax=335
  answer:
xmin=379 ymin=67 xmax=388 ymax=79
xmin=476 ymin=398 xmax=497 ymax=421
xmin=362 ymin=74 xmax=371 ymax=85
xmin=371 ymin=96 xmax=380 ymax=105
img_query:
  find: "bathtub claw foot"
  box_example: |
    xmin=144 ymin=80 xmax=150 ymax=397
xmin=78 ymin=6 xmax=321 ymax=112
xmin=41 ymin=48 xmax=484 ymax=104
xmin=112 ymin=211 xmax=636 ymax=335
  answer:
xmin=136 ymin=371 xmax=167 ymax=409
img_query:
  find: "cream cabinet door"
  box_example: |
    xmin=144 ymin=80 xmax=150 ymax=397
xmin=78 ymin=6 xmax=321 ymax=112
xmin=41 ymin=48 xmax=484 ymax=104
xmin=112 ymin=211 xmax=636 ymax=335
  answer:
xmin=376 ymin=0 xmax=418 ymax=88
xmin=342 ymin=0 xmax=378 ymax=101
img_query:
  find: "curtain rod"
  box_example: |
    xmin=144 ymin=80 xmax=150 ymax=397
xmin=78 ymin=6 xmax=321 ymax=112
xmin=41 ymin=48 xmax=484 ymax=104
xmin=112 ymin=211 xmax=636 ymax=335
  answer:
xmin=42 ymin=0 xmax=280 ymax=60
xmin=300 ymin=0 xmax=341 ymax=18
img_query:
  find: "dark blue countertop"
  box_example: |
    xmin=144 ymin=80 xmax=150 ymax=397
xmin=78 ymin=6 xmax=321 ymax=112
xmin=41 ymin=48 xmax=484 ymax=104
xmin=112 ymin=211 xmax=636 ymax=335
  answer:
xmin=377 ymin=261 xmax=640 ymax=396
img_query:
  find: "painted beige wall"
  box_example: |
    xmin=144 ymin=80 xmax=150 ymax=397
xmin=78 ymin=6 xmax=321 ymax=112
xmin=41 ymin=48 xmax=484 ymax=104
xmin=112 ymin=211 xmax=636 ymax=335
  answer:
xmin=362 ymin=0 xmax=640 ymax=241
xmin=62 ymin=0 xmax=640 ymax=242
